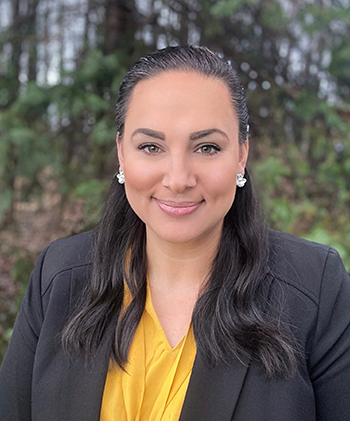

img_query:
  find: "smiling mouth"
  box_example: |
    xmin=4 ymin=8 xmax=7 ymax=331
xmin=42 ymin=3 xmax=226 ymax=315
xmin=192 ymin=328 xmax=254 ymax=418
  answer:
xmin=154 ymin=198 xmax=203 ymax=216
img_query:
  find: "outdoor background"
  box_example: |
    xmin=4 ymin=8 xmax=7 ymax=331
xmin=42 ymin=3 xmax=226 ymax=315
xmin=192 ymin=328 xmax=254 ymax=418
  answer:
xmin=0 ymin=0 xmax=349 ymax=363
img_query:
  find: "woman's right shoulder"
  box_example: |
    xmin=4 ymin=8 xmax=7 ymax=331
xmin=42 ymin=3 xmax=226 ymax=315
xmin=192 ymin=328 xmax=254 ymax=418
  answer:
xmin=35 ymin=230 xmax=94 ymax=300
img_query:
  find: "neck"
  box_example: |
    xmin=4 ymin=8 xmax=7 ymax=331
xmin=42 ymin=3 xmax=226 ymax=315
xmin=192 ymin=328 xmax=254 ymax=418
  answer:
xmin=146 ymin=226 xmax=222 ymax=292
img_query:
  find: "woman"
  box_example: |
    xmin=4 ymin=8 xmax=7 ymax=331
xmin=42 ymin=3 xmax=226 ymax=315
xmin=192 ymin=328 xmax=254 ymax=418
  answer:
xmin=0 ymin=45 xmax=349 ymax=421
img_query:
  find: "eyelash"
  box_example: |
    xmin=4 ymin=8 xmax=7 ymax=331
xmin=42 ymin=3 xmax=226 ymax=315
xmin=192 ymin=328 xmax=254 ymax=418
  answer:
xmin=138 ymin=143 xmax=221 ymax=155
xmin=138 ymin=143 xmax=162 ymax=154
xmin=196 ymin=144 xmax=221 ymax=155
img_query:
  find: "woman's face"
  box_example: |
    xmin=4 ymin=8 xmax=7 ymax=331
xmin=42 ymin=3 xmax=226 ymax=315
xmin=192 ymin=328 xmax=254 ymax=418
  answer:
xmin=117 ymin=71 xmax=248 ymax=247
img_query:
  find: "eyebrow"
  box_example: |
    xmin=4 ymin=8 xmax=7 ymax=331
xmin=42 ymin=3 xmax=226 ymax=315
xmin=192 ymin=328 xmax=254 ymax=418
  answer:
xmin=131 ymin=128 xmax=228 ymax=141
xmin=190 ymin=128 xmax=228 ymax=141
xmin=131 ymin=128 xmax=165 ymax=140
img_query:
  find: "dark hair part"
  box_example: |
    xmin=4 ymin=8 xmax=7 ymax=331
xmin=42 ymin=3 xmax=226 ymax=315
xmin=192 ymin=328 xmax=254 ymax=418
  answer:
xmin=62 ymin=45 xmax=298 ymax=379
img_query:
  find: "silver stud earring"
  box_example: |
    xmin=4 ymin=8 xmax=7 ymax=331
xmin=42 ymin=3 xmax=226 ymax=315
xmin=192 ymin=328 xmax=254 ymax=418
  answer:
xmin=115 ymin=169 xmax=125 ymax=184
xmin=236 ymin=173 xmax=247 ymax=188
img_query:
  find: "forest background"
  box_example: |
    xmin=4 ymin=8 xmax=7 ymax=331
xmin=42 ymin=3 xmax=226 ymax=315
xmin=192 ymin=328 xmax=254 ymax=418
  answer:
xmin=0 ymin=0 xmax=349 ymax=362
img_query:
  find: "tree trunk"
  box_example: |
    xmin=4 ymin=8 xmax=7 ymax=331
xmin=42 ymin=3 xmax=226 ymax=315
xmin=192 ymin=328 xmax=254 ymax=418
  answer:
xmin=9 ymin=0 xmax=21 ymax=103
xmin=27 ymin=0 xmax=40 ymax=82
xmin=102 ymin=0 xmax=138 ymax=55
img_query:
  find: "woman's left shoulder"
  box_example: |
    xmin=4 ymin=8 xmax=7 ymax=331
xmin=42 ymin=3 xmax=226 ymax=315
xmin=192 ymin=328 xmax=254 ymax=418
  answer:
xmin=268 ymin=229 xmax=349 ymax=301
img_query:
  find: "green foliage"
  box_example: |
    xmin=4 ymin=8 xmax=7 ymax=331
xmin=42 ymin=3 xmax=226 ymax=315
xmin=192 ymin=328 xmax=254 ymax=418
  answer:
xmin=73 ymin=179 xmax=110 ymax=225
xmin=298 ymin=4 xmax=349 ymax=34
xmin=11 ymin=82 xmax=50 ymax=114
xmin=303 ymin=227 xmax=350 ymax=270
xmin=91 ymin=120 xmax=116 ymax=145
xmin=253 ymin=156 xmax=291 ymax=191
xmin=211 ymin=0 xmax=259 ymax=17
xmin=10 ymin=253 xmax=36 ymax=306
xmin=0 ymin=83 xmax=54 ymax=224
xmin=260 ymin=2 xmax=289 ymax=31
xmin=329 ymin=39 xmax=350 ymax=98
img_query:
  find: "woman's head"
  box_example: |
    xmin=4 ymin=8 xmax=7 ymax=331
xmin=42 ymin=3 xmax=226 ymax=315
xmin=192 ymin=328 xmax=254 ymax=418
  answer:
xmin=116 ymin=45 xmax=249 ymax=145
xmin=65 ymin=46 xmax=296 ymax=379
xmin=116 ymin=50 xmax=249 ymax=246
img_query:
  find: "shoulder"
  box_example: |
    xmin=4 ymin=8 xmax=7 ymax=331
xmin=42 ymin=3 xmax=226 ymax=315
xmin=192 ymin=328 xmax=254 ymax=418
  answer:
xmin=267 ymin=231 xmax=350 ymax=366
xmin=39 ymin=230 xmax=94 ymax=294
xmin=268 ymin=229 xmax=348 ymax=304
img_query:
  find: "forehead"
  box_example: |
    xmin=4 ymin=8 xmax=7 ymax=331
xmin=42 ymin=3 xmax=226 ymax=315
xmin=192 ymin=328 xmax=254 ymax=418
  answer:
xmin=124 ymin=70 xmax=238 ymax=133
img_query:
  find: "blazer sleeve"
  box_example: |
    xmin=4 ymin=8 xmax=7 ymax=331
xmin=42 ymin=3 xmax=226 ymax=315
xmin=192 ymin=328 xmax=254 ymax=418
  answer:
xmin=0 ymin=245 xmax=50 ymax=421
xmin=308 ymin=248 xmax=350 ymax=420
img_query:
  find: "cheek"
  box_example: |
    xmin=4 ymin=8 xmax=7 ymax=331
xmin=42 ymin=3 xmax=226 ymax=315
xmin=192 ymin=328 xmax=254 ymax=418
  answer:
xmin=214 ymin=184 xmax=237 ymax=212
xmin=124 ymin=161 xmax=160 ymax=197
xmin=208 ymin=168 xmax=237 ymax=203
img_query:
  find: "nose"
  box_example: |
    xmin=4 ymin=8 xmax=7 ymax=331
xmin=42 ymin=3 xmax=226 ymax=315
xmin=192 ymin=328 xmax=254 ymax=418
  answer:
xmin=162 ymin=154 xmax=197 ymax=193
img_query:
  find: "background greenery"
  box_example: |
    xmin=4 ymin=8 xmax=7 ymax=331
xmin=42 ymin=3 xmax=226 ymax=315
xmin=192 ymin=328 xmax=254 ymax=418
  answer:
xmin=0 ymin=0 xmax=349 ymax=362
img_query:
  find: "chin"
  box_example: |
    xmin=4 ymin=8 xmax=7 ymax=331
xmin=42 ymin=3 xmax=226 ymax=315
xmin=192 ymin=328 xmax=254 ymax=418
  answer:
xmin=157 ymin=231 xmax=199 ymax=245
xmin=149 ymin=223 xmax=222 ymax=246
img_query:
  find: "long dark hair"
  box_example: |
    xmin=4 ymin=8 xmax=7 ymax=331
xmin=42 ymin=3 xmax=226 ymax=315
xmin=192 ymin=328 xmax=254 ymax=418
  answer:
xmin=62 ymin=45 xmax=298 ymax=379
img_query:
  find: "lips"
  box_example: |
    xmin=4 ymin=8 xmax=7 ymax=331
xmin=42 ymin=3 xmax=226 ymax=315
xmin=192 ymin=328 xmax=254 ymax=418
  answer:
xmin=154 ymin=198 xmax=203 ymax=216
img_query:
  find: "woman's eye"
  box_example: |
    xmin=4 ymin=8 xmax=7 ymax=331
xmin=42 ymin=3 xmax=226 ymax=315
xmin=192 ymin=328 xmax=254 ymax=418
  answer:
xmin=139 ymin=144 xmax=161 ymax=154
xmin=197 ymin=144 xmax=220 ymax=155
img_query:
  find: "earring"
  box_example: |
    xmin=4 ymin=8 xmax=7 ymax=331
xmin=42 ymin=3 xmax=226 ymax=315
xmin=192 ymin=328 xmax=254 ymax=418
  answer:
xmin=236 ymin=173 xmax=247 ymax=188
xmin=115 ymin=169 xmax=125 ymax=184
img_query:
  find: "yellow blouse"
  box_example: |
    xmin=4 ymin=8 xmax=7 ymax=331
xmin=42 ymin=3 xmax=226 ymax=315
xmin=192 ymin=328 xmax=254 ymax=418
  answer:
xmin=100 ymin=284 xmax=197 ymax=421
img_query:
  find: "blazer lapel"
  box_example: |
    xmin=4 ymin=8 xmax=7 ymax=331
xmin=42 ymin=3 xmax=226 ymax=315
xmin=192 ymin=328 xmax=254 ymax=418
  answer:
xmin=179 ymin=354 xmax=250 ymax=421
xmin=58 ymin=332 xmax=113 ymax=421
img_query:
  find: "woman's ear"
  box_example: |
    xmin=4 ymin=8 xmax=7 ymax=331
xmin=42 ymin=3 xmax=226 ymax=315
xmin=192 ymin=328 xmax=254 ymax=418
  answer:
xmin=239 ymin=138 xmax=249 ymax=173
xmin=116 ymin=132 xmax=124 ymax=170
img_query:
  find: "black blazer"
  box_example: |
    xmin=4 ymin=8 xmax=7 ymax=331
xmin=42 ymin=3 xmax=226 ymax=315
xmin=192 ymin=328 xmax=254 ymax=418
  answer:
xmin=0 ymin=230 xmax=349 ymax=421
